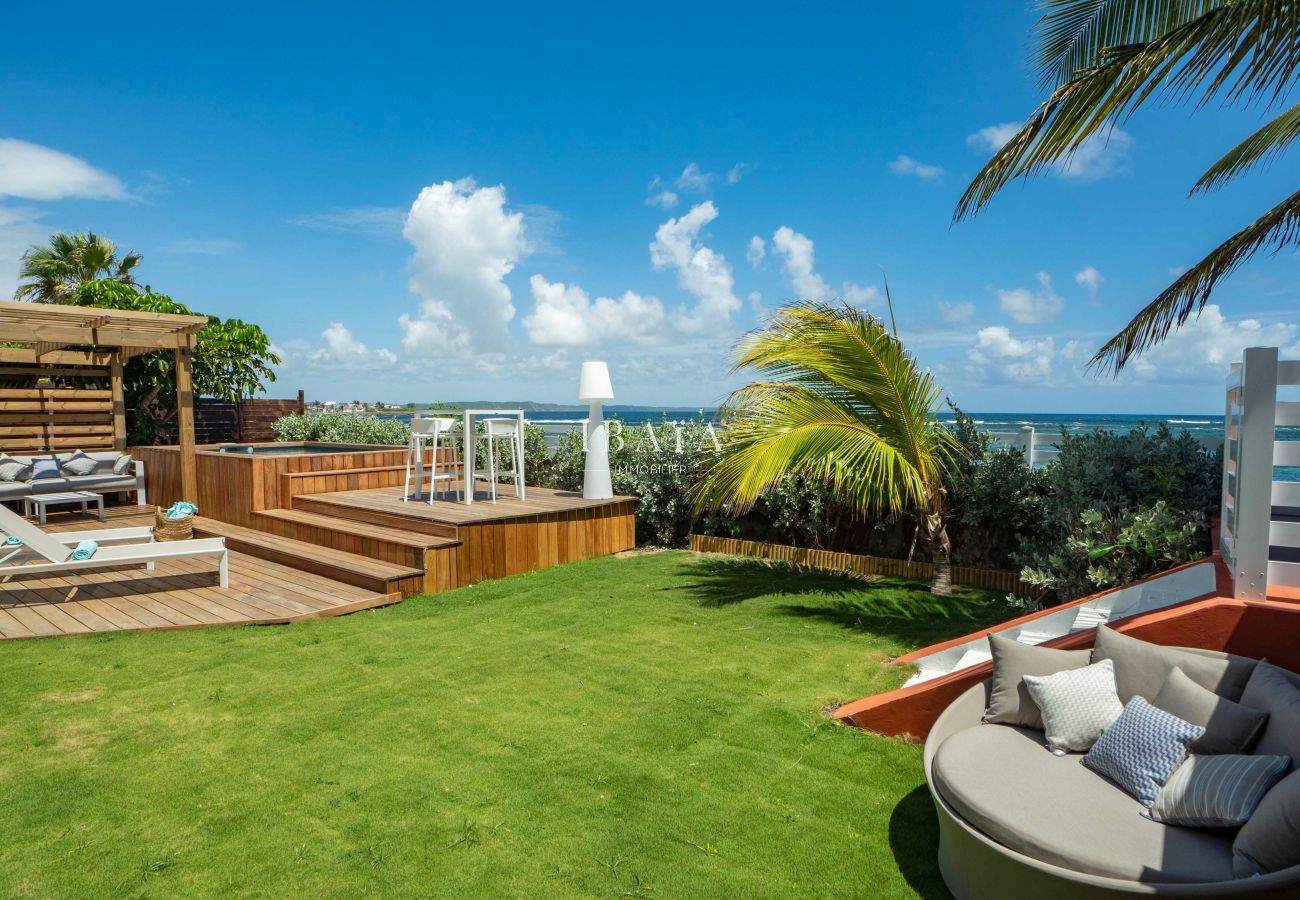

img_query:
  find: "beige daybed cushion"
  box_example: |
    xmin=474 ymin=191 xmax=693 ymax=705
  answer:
xmin=932 ymin=722 xmax=1236 ymax=884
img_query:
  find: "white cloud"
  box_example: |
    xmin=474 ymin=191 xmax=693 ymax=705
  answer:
xmin=165 ymin=238 xmax=240 ymax=255
xmin=0 ymin=138 xmax=127 ymax=201
xmin=998 ymin=272 xmax=1065 ymax=324
xmin=398 ymin=178 xmax=529 ymax=355
xmin=646 ymin=190 xmax=679 ymax=209
xmin=1125 ymin=305 xmax=1300 ymax=384
xmin=726 ymin=162 xmax=752 ymax=184
xmin=289 ymin=206 xmax=405 ymax=236
xmin=770 ymin=225 xmax=877 ymax=305
xmin=649 ymin=201 xmax=741 ymax=334
xmin=523 ymin=274 xmax=665 ymax=346
xmin=938 ymin=300 xmax=975 ymax=323
xmin=309 ymin=322 xmax=397 ymax=369
xmin=967 ymin=122 xmax=1133 ymax=181
xmin=966 ymin=326 xmax=1058 ymax=384
xmin=675 ymin=163 xmax=714 ymax=192
xmin=888 ymin=154 xmax=945 ymax=180
xmin=747 ymin=290 xmax=765 ymax=317
xmin=746 ymin=235 xmax=766 ymax=267
xmin=1075 ymin=265 xmax=1102 ymax=293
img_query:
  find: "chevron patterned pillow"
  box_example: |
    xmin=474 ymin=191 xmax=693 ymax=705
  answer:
xmin=1023 ymin=658 xmax=1125 ymax=754
xmin=1083 ymin=696 xmax=1203 ymax=805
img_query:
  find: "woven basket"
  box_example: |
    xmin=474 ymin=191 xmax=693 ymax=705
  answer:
xmin=154 ymin=507 xmax=194 ymax=542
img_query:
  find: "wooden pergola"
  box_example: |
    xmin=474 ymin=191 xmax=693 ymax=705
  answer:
xmin=0 ymin=300 xmax=209 ymax=501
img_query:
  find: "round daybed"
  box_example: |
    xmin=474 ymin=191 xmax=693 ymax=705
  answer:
xmin=923 ymin=653 xmax=1300 ymax=899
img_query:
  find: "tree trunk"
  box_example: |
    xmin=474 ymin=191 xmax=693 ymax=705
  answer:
xmin=925 ymin=496 xmax=954 ymax=596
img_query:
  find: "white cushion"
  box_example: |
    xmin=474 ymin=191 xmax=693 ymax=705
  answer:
xmin=0 ymin=454 xmax=32 ymax=483
xmin=60 ymin=450 xmax=97 ymax=477
xmin=1024 ymin=658 xmax=1124 ymax=754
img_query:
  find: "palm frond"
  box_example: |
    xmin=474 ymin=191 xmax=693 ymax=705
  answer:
xmin=957 ymin=0 xmax=1300 ymax=221
xmin=1091 ymin=186 xmax=1300 ymax=372
xmin=1192 ymin=102 xmax=1300 ymax=192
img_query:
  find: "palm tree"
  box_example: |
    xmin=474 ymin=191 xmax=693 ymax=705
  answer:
xmin=955 ymin=1 xmax=1300 ymax=372
xmin=15 ymin=231 xmax=142 ymax=303
xmin=694 ymin=302 xmax=963 ymax=594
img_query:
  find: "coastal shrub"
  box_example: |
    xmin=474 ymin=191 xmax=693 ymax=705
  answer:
xmin=1019 ymin=501 xmax=1206 ymax=600
xmin=272 ymin=412 xmax=410 ymax=445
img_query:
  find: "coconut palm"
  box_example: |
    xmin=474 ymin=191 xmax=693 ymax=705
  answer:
xmin=15 ymin=231 xmax=142 ymax=303
xmin=955 ymin=0 xmax=1300 ymax=373
xmin=695 ymin=302 xmax=963 ymax=595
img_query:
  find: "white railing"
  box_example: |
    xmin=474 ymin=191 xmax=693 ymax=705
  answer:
xmin=1221 ymin=346 xmax=1300 ymax=598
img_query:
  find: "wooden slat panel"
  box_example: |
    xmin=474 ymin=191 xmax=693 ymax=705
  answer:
xmin=0 ymin=388 xmax=112 ymax=399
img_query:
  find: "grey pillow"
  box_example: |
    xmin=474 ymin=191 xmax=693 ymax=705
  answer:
xmin=112 ymin=454 xmax=133 ymax=475
xmin=1233 ymin=768 xmax=1300 ymax=877
xmin=1023 ymin=658 xmax=1124 ymax=754
xmin=1240 ymin=661 xmax=1300 ymax=762
xmin=60 ymin=450 xmax=97 ymax=477
xmin=1152 ymin=666 xmax=1268 ymax=755
xmin=1091 ymin=625 xmax=1256 ymax=703
xmin=1150 ymin=754 xmax=1290 ymax=828
xmin=984 ymin=632 xmax=1091 ymax=730
xmin=0 ymin=454 xmax=32 ymax=483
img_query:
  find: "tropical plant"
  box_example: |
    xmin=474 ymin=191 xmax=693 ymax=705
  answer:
xmin=272 ymin=412 xmax=412 ymax=446
xmin=71 ymin=280 xmax=279 ymax=444
xmin=15 ymin=231 xmax=142 ymax=303
xmin=956 ymin=0 xmax=1300 ymax=372
xmin=694 ymin=302 xmax=963 ymax=594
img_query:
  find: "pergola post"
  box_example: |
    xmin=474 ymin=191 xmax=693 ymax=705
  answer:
xmin=175 ymin=340 xmax=198 ymax=504
xmin=109 ymin=352 xmax=127 ymax=453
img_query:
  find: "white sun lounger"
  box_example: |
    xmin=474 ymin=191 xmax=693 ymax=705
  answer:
xmin=0 ymin=504 xmax=228 ymax=588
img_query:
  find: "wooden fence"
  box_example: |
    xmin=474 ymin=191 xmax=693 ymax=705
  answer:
xmin=0 ymin=365 xmax=115 ymax=454
xmin=193 ymin=392 xmax=305 ymax=443
xmin=687 ymin=534 xmax=1045 ymax=597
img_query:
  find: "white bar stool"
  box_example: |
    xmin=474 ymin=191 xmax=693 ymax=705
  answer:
xmin=403 ymin=417 xmax=439 ymax=501
xmin=472 ymin=418 xmax=524 ymax=503
xmin=425 ymin=417 xmax=464 ymax=504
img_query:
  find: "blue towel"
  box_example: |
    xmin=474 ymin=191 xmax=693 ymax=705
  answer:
xmin=70 ymin=540 xmax=97 ymax=561
xmin=165 ymin=501 xmax=198 ymax=520
xmin=4 ymin=535 xmax=21 ymax=546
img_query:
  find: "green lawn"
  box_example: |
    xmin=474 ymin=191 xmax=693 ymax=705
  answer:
xmin=0 ymin=551 xmax=1012 ymax=899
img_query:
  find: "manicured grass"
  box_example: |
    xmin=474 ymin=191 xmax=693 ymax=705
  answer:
xmin=0 ymin=551 xmax=1013 ymax=898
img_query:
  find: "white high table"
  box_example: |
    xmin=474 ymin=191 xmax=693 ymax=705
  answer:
xmin=457 ymin=408 xmax=526 ymax=506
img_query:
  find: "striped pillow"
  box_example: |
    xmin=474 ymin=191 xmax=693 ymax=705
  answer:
xmin=1149 ymin=754 xmax=1291 ymax=827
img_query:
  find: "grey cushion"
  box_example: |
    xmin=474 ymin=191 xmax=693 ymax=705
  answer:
xmin=60 ymin=450 xmax=97 ymax=476
xmin=1240 ymin=661 xmax=1300 ymax=762
xmin=1153 ymin=666 xmax=1268 ymax=755
xmin=1092 ymin=625 xmax=1257 ymax=703
xmin=0 ymin=481 xmax=32 ymax=498
xmin=0 ymin=454 xmax=32 ymax=482
xmin=1023 ymin=658 xmax=1123 ymax=753
xmin=984 ymin=632 xmax=1091 ymax=730
xmin=1234 ymin=768 xmax=1300 ymax=877
xmin=1150 ymin=754 xmax=1290 ymax=828
xmin=932 ymin=723 xmax=1236 ymax=884
xmin=1082 ymin=696 xmax=1202 ymax=805
xmin=27 ymin=475 xmax=137 ymax=492
xmin=112 ymin=454 xmax=133 ymax=476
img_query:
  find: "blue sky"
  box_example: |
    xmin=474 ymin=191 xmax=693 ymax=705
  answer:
xmin=3 ymin=1 xmax=1299 ymax=412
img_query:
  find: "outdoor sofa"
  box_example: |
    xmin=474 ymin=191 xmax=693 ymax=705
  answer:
xmin=0 ymin=451 xmax=145 ymax=504
xmin=923 ymin=630 xmax=1300 ymax=898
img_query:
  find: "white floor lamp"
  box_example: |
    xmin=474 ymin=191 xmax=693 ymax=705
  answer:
xmin=579 ymin=361 xmax=614 ymax=500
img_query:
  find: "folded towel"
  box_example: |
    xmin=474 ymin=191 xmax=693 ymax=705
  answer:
xmin=70 ymin=540 xmax=97 ymax=561
xmin=165 ymin=501 xmax=198 ymax=520
xmin=4 ymin=535 xmax=21 ymax=546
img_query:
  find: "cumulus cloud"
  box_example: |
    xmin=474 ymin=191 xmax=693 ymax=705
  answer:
xmin=998 ymin=272 xmax=1065 ymax=324
xmin=966 ymin=326 xmax=1066 ymax=384
xmin=888 ymin=154 xmax=945 ymax=180
xmin=938 ymin=300 xmax=975 ymax=323
xmin=0 ymin=138 xmax=127 ymax=201
xmin=675 ymin=163 xmax=714 ymax=192
xmin=1125 ymin=305 xmax=1300 ymax=384
xmin=645 ymin=189 xmax=678 ymax=209
xmin=1075 ymin=265 xmax=1102 ymax=293
xmin=770 ymin=226 xmax=877 ymax=305
xmin=967 ymin=123 xmax=1133 ymax=181
xmin=726 ymin=162 xmax=752 ymax=184
xmin=398 ymin=178 xmax=529 ymax=355
xmin=309 ymin=322 xmax=398 ymax=368
xmin=746 ymin=235 xmax=766 ymax=267
xmin=649 ymin=201 xmax=741 ymax=334
xmin=523 ymin=274 xmax=665 ymax=345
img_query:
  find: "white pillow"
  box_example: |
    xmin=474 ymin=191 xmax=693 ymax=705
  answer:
xmin=112 ymin=454 xmax=133 ymax=475
xmin=1023 ymin=658 xmax=1124 ymax=754
xmin=60 ymin=449 xmax=97 ymax=477
xmin=0 ymin=454 xmax=32 ymax=483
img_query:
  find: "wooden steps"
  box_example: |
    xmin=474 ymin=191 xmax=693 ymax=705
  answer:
xmin=251 ymin=507 xmax=459 ymax=568
xmin=192 ymin=516 xmax=425 ymax=596
xmin=293 ymin=494 xmax=459 ymax=540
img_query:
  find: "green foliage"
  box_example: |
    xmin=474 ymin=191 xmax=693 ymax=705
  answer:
xmin=16 ymin=230 xmax=141 ymax=303
xmin=69 ymin=280 xmax=279 ymax=444
xmin=1020 ymin=501 xmax=1205 ymax=600
xmin=272 ymin=413 xmax=411 ymax=445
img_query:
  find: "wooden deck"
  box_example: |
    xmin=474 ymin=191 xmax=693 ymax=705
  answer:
xmin=0 ymin=509 xmax=399 ymax=640
xmin=304 ymin=484 xmax=633 ymax=525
